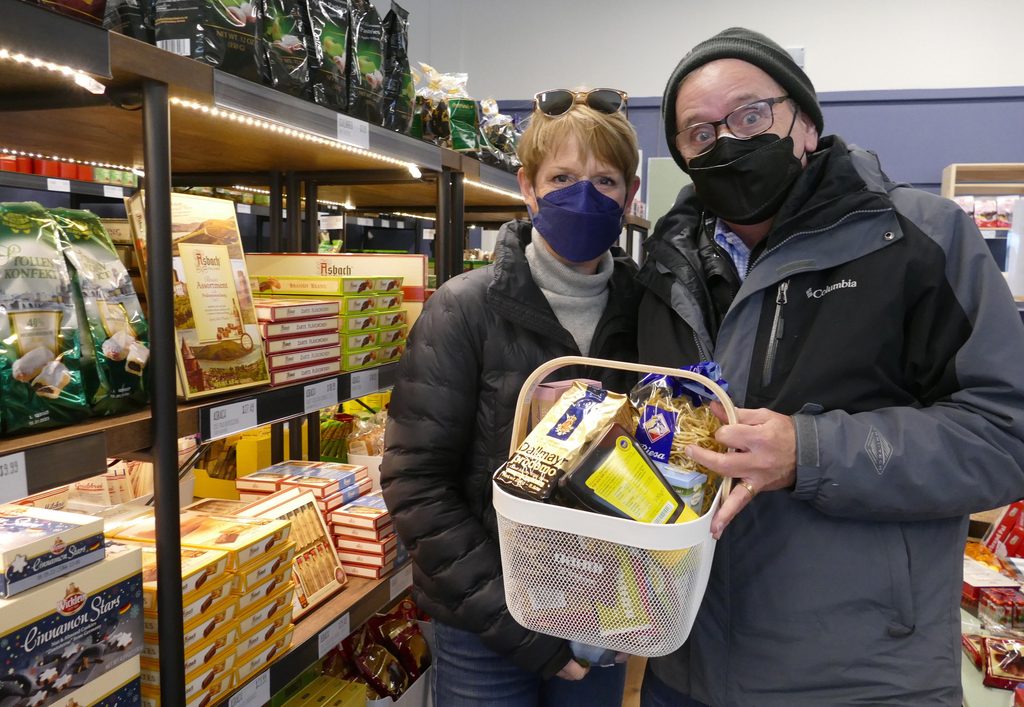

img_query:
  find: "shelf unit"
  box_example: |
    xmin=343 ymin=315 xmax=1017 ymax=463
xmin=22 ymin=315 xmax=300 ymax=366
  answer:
xmin=0 ymin=3 xmax=526 ymax=704
xmin=940 ymin=163 xmax=1024 ymax=198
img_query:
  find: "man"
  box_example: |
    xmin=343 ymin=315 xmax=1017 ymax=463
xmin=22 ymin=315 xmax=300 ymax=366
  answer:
xmin=638 ymin=27 xmax=1024 ymax=706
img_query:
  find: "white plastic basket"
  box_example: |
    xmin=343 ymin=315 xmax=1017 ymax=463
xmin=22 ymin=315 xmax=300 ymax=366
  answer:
xmin=492 ymin=356 xmax=735 ymax=657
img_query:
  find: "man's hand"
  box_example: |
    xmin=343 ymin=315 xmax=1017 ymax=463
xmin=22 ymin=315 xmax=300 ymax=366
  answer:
xmin=556 ymin=658 xmax=590 ymax=681
xmin=685 ymin=401 xmax=797 ymax=539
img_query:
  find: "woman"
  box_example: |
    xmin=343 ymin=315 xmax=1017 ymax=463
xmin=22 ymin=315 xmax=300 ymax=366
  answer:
xmin=380 ymin=88 xmax=642 ymax=706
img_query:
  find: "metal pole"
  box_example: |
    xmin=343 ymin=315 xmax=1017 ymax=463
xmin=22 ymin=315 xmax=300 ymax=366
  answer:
xmin=142 ymin=80 xmax=185 ymax=704
xmin=435 ymin=168 xmax=464 ymax=285
xmin=288 ymin=417 xmax=303 ymax=459
xmin=286 ymin=172 xmax=301 ymax=253
xmin=452 ymin=171 xmax=465 ymax=280
xmin=269 ymin=171 xmax=283 ymax=252
xmin=306 ymin=412 xmax=321 ymax=461
xmin=271 ymin=422 xmax=284 ymax=464
xmin=304 ymin=179 xmax=318 ymax=253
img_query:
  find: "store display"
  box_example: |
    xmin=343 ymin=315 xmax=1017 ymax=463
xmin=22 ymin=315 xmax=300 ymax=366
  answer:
xmin=305 ymin=0 xmax=349 ymax=111
xmin=53 ymin=208 xmax=150 ymax=416
xmin=126 ymin=192 xmax=270 ymax=399
xmin=258 ymin=0 xmax=312 ymax=99
xmin=0 ymin=542 xmax=142 ymax=707
xmin=0 ymin=202 xmax=89 ymax=433
xmin=346 ymin=0 xmax=385 ymax=124
xmin=154 ymin=0 xmax=263 ymax=83
xmin=380 ymin=1 xmax=414 ymax=134
xmin=0 ymin=504 xmax=105 ymax=597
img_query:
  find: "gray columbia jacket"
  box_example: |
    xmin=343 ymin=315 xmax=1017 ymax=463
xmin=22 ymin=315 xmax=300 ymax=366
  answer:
xmin=636 ymin=136 xmax=1024 ymax=705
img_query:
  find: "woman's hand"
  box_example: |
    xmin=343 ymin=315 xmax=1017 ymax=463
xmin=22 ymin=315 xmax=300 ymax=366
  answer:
xmin=556 ymin=659 xmax=590 ymax=681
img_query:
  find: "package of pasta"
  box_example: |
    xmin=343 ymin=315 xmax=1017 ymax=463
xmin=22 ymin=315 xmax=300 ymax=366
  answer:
xmin=629 ymin=363 xmax=729 ymax=515
xmin=0 ymin=202 xmax=89 ymax=433
xmin=495 ymin=382 xmax=635 ymax=503
xmin=52 ymin=208 xmax=150 ymax=415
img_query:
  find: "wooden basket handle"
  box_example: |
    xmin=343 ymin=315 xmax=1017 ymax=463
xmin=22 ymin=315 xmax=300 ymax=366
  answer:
xmin=509 ymin=356 xmax=738 ymax=495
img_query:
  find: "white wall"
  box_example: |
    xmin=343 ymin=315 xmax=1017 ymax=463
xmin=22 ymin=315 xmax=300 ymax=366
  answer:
xmin=397 ymin=0 xmax=1024 ymax=100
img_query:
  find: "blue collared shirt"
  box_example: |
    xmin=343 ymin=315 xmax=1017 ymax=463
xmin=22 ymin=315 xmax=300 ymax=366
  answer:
xmin=713 ymin=219 xmax=752 ymax=281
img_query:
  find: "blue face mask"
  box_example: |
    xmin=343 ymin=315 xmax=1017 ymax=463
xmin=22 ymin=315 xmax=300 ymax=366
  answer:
xmin=530 ymin=180 xmax=625 ymax=263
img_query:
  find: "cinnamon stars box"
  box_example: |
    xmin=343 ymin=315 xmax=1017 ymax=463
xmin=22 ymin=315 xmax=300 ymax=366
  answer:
xmin=0 ymin=504 xmax=106 ymax=597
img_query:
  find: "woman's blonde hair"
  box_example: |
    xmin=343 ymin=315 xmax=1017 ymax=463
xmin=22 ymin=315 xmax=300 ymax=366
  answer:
xmin=518 ymin=103 xmax=639 ymax=186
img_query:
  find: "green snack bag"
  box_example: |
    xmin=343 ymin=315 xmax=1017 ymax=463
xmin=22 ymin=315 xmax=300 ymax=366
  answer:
xmin=154 ymin=0 xmax=262 ymax=83
xmin=346 ymin=0 xmax=385 ymax=124
xmin=258 ymin=0 xmax=311 ymax=99
xmin=52 ymin=209 xmax=150 ymax=416
xmin=0 ymin=203 xmax=89 ymax=432
xmin=306 ymin=0 xmax=350 ymax=111
xmin=380 ymin=1 xmax=414 ymax=134
xmin=447 ymin=98 xmax=479 ymax=152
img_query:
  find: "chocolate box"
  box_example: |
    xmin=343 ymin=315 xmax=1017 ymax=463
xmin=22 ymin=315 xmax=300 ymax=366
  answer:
xmin=143 ymin=574 xmax=235 ymax=633
xmin=330 ymin=492 xmax=390 ymax=530
xmin=375 ymin=310 xmax=407 ymax=329
xmin=236 ymin=472 xmax=289 ymax=494
xmin=236 ymin=606 xmax=293 ymax=658
xmin=265 ymin=331 xmax=341 ymax=355
xmin=985 ymin=502 xmax=1024 ymax=559
xmin=332 ymin=522 xmax=394 ymax=541
xmin=268 ymin=345 xmax=342 ymax=372
xmin=234 ymin=624 xmax=294 ymax=685
xmin=372 ymin=293 xmax=404 ymax=311
xmin=0 ymin=543 xmax=143 ymax=707
xmin=234 ymin=542 xmax=296 ymax=592
xmin=341 ymin=349 xmax=378 ymax=372
xmin=236 ymin=585 xmax=294 ymax=638
xmin=123 ymin=542 xmax=230 ymax=612
xmin=983 ymin=636 xmax=1024 ymax=689
xmin=340 ymin=561 xmax=393 ymax=579
xmin=261 ymin=317 xmax=340 ymax=340
xmin=341 ymin=330 xmax=379 ymax=353
xmin=176 ymin=598 xmax=238 ymax=653
xmin=235 ymin=564 xmax=294 ymax=613
xmin=336 ymin=535 xmax=398 ymax=556
xmin=376 ymin=343 xmax=406 ymax=364
xmin=371 ymin=277 xmax=404 ymax=294
xmin=270 ymin=360 xmax=342 ymax=387
xmin=377 ymin=325 xmax=408 ymax=346
xmin=339 ymin=313 xmax=378 ymax=333
xmin=255 ymin=298 xmax=341 ymax=322
xmin=336 ymin=549 xmax=396 ymax=568
xmin=0 ymin=504 xmax=106 ymax=597
xmin=141 ymin=649 xmax=235 ymax=703
xmin=141 ymin=621 xmax=235 ymax=668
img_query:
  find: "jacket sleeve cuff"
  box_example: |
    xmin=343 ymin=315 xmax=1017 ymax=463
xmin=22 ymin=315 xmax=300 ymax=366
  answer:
xmin=791 ymin=413 xmax=824 ymax=501
xmin=538 ymin=641 xmax=574 ymax=680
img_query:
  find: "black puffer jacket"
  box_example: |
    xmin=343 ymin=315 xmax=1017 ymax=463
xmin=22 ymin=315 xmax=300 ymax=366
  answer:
xmin=380 ymin=220 xmax=641 ymax=678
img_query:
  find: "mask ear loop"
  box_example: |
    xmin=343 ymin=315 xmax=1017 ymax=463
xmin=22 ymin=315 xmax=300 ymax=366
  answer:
xmin=782 ymin=101 xmax=808 ymax=162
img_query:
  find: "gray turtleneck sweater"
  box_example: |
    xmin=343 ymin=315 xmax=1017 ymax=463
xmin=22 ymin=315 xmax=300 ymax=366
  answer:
xmin=525 ymin=229 xmax=613 ymax=356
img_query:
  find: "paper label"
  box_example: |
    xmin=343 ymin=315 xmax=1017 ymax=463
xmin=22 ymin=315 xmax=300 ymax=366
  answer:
xmin=229 ymin=668 xmax=270 ymax=707
xmin=208 ymin=399 xmax=258 ymax=440
xmin=350 ymin=368 xmax=379 ymax=398
xmin=103 ymin=185 xmax=125 ymax=199
xmin=0 ymin=452 xmax=28 ymax=504
xmin=236 ymin=203 xmax=252 ymax=215
xmin=317 ymin=613 xmax=350 ymax=658
xmin=305 ymin=378 xmax=339 ymax=413
xmin=46 ymin=178 xmax=71 ymax=193
xmin=336 ymin=114 xmax=370 ymax=149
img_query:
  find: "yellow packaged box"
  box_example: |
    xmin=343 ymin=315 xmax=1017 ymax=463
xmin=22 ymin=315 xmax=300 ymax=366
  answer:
xmin=143 ymin=573 xmax=235 ymax=633
xmin=115 ymin=513 xmax=291 ymax=570
xmin=373 ymin=293 xmax=404 ymax=311
xmin=141 ymin=621 xmax=236 ymax=670
xmin=339 ymin=312 xmax=378 ymax=333
xmin=141 ymin=648 xmax=235 ymax=704
xmin=234 ymin=623 xmax=295 ymax=684
xmin=236 ymin=606 xmax=294 ymax=657
xmin=234 ymin=541 xmax=296 ymax=592
xmin=342 ymin=348 xmax=378 ymax=372
xmin=235 ymin=562 xmax=294 ymax=613
xmin=175 ymin=596 xmax=238 ymax=652
xmin=322 ymin=680 xmax=366 ymax=707
xmin=123 ymin=541 xmax=230 ymax=612
xmin=236 ymin=584 xmax=294 ymax=636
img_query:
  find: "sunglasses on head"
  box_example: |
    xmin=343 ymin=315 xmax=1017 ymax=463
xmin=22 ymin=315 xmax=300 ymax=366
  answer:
xmin=533 ymin=88 xmax=629 ymax=117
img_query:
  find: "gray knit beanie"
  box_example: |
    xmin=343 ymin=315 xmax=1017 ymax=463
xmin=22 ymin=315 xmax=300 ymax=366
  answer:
xmin=663 ymin=27 xmax=824 ymax=171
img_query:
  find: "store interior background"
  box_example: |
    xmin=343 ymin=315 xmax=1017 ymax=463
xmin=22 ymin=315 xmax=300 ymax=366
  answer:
xmin=399 ymin=0 xmax=1024 ymax=235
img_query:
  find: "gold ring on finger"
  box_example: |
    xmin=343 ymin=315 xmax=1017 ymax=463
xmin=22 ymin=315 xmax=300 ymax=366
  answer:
xmin=740 ymin=480 xmax=757 ymax=498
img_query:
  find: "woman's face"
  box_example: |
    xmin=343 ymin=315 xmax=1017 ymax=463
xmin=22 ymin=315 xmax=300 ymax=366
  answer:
xmin=518 ymin=134 xmax=629 ymax=214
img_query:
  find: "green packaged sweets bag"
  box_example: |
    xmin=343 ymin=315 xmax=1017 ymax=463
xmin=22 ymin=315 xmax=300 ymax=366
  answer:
xmin=347 ymin=0 xmax=385 ymax=124
xmin=258 ymin=0 xmax=312 ymax=99
xmin=306 ymin=0 xmax=350 ymax=111
xmin=52 ymin=209 xmax=150 ymax=416
xmin=447 ymin=98 xmax=479 ymax=152
xmin=0 ymin=203 xmax=89 ymax=432
xmin=380 ymin=1 xmax=414 ymax=134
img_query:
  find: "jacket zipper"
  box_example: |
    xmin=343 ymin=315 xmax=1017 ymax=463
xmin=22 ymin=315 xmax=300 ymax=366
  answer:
xmin=762 ymin=280 xmax=789 ymax=387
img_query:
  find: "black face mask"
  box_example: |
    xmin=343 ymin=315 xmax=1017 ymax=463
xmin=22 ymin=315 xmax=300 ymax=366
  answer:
xmin=686 ymin=133 xmax=804 ymax=225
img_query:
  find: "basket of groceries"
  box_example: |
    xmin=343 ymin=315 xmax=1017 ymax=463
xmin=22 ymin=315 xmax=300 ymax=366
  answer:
xmin=492 ymin=356 xmax=735 ymax=659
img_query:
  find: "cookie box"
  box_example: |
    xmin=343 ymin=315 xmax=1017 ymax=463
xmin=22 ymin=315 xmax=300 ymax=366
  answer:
xmin=236 ymin=606 xmax=294 ymax=658
xmin=143 ymin=573 xmax=235 ymax=633
xmin=43 ymin=655 xmax=141 ymax=707
xmin=234 ymin=541 xmax=296 ymax=593
xmin=236 ymin=585 xmax=294 ymax=637
xmin=116 ymin=513 xmax=291 ymax=570
xmin=234 ymin=562 xmax=293 ymax=613
xmin=0 ymin=503 xmax=105 ymax=597
xmin=234 ymin=623 xmax=294 ymax=685
xmin=141 ymin=649 xmax=235 ymax=704
xmin=141 ymin=621 xmax=235 ymax=667
xmin=0 ymin=543 xmax=143 ymax=707
xmin=126 ymin=542 xmax=230 ymax=612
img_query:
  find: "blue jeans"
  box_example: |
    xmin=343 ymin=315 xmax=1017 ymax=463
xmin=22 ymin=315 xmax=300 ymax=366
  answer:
xmin=432 ymin=621 xmax=627 ymax=707
xmin=640 ymin=664 xmax=709 ymax=707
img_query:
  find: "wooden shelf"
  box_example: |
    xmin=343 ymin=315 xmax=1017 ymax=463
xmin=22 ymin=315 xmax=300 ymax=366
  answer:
xmin=0 ymin=363 xmax=397 ymax=494
xmin=942 ymin=163 xmax=1024 ymax=199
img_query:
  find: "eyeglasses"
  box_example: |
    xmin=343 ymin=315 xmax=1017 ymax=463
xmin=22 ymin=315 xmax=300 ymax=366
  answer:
xmin=675 ymin=96 xmax=791 ymax=159
xmin=533 ymin=88 xmax=629 ymax=117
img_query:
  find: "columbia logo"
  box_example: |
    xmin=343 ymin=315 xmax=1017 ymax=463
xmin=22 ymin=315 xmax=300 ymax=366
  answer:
xmin=806 ymin=279 xmax=857 ymax=299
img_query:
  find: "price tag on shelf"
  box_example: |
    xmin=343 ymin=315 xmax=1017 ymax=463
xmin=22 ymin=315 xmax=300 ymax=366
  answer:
xmin=320 ymin=215 xmax=345 ymax=230
xmin=422 ymin=229 xmax=435 ymax=241
xmin=317 ymin=613 xmax=350 ymax=659
xmin=336 ymin=114 xmax=370 ymax=149
xmin=0 ymin=452 xmax=27 ymax=504
xmin=349 ymin=368 xmax=379 ymax=399
xmin=102 ymin=185 xmax=125 ymax=199
xmin=208 ymin=399 xmax=258 ymax=440
xmin=236 ymin=203 xmax=252 ymax=214
xmin=304 ymin=378 xmax=338 ymax=414
xmin=46 ymin=178 xmax=71 ymax=193
xmin=381 ymin=220 xmax=391 ymax=229
xmin=229 ymin=669 xmax=270 ymax=707
xmin=389 ymin=564 xmax=413 ymax=601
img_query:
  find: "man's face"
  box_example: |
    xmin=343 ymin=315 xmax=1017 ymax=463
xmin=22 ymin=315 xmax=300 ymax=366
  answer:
xmin=674 ymin=58 xmax=818 ymax=165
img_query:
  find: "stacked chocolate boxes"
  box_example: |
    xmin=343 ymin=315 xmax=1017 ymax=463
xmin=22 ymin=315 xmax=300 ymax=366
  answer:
xmin=256 ymin=298 xmax=344 ymax=387
xmin=113 ymin=512 xmax=294 ymax=705
xmin=330 ymin=492 xmax=401 ymax=579
xmin=0 ymin=505 xmax=144 ymax=707
xmin=253 ymin=276 xmax=409 ymax=370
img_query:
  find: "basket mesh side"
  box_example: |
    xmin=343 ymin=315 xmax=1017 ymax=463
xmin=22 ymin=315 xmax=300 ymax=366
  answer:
xmin=495 ymin=511 xmax=707 ymax=657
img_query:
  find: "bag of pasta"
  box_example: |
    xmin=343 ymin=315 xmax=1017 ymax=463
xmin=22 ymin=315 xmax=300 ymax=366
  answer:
xmin=629 ymin=363 xmax=729 ymax=515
